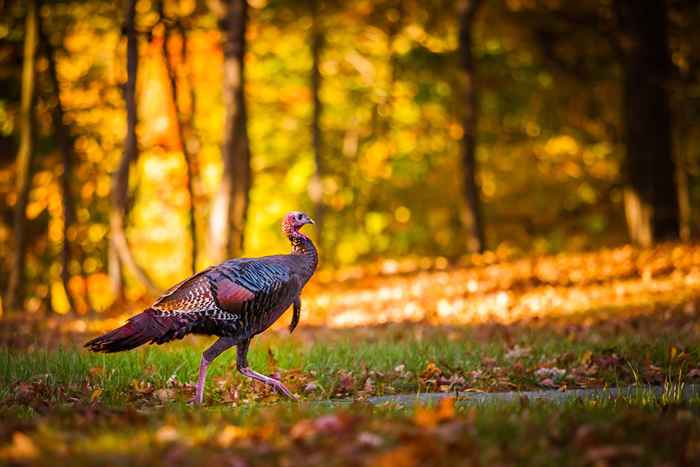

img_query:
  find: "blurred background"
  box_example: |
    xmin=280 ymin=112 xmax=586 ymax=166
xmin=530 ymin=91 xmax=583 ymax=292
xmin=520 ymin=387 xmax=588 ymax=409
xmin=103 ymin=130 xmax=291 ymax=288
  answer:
xmin=0 ymin=0 xmax=698 ymax=316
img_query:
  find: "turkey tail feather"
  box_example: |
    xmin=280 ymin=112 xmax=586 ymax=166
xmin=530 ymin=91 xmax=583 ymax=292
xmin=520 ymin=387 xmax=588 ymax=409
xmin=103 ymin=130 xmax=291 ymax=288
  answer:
xmin=84 ymin=310 xmax=180 ymax=353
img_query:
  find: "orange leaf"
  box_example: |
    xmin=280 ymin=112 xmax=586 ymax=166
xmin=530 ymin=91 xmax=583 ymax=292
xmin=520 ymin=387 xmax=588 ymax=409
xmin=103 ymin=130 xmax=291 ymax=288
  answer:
xmin=415 ymin=397 xmax=455 ymax=428
xmin=90 ymin=388 xmax=102 ymax=402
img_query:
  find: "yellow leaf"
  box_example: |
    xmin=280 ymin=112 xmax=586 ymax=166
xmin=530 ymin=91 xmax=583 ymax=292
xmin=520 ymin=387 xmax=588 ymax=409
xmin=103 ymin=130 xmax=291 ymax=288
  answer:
xmin=580 ymin=351 xmax=593 ymax=366
xmin=90 ymin=388 xmax=102 ymax=402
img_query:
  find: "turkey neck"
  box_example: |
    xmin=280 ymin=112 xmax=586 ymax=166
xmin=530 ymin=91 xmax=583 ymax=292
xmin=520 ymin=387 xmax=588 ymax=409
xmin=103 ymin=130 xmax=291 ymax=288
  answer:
xmin=288 ymin=231 xmax=318 ymax=279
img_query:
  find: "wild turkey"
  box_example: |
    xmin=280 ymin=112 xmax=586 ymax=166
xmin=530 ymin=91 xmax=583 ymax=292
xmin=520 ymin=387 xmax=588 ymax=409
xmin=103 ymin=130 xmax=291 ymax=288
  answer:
xmin=85 ymin=211 xmax=318 ymax=404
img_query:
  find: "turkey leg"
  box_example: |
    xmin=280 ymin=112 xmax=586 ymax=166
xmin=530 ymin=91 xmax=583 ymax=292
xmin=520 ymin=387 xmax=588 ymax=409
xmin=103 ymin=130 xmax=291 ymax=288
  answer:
xmin=236 ymin=339 xmax=298 ymax=400
xmin=191 ymin=337 xmax=236 ymax=404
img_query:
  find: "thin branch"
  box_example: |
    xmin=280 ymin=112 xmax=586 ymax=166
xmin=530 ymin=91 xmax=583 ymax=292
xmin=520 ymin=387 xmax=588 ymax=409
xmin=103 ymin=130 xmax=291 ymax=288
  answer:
xmin=158 ymin=3 xmax=199 ymax=274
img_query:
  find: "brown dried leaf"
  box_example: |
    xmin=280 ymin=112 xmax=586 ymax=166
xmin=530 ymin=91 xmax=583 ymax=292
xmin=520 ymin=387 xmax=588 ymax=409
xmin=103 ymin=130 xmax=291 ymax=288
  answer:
xmin=154 ymin=388 xmax=176 ymax=402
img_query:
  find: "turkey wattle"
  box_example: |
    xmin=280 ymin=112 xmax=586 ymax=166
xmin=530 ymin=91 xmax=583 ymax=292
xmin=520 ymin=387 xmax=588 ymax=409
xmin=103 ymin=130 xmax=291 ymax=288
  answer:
xmin=85 ymin=211 xmax=318 ymax=403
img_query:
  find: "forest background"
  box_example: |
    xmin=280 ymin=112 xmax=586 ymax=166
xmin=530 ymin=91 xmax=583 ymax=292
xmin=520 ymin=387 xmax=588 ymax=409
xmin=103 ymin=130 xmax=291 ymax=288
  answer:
xmin=1 ymin=0 xmax=699 ymax=315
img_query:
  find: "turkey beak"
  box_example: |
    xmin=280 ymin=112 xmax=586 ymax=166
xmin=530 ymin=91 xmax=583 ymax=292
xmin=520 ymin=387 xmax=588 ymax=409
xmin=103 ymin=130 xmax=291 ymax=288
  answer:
xmin=307 ymin=218 xmax=315 ymax=225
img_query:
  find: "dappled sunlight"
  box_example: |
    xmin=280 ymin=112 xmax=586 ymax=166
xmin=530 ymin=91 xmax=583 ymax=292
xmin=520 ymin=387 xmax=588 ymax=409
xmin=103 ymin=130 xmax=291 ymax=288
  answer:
xmin=5 ymin=243 xmax=698 ymax=347
xmin=303 ymin=243 xmax=700 ymax=328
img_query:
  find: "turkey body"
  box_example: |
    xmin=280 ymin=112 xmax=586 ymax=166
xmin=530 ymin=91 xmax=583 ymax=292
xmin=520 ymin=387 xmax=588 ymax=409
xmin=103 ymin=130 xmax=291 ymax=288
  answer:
xmin=85 ymin=211 xmax=317 ymax=403
xmin=153 ymin=254 xmax=314 ymax=344
xmin=187 ymin=256 xmax=302 ymax=339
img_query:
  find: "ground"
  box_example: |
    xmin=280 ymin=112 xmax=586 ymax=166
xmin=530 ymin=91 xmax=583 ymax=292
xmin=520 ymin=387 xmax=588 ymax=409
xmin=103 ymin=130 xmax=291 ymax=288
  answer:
xmin=2 ymin=243 xmax=700 ymax=465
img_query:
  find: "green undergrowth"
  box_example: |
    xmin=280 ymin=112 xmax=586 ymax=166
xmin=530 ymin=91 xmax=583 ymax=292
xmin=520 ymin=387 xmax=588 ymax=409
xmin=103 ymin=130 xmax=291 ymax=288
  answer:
xmin=2 ymin=321 xmax=700 ymax=407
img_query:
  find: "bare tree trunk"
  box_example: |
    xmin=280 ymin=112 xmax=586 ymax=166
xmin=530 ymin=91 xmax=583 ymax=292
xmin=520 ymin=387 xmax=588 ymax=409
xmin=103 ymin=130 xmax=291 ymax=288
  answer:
xmin=160 ymin=15 xmax=199 ymax=274
xmin=309 ymin=0 xmax=324 ymax=249
xmin=616 ymin=0 xmax=678 ymax=246
xmin=458 ymin=0 xmax=485 ymax=253
xmin=110 ymin=0 xmax=159 ymax=295
xmin=208 ymin=0 xmax=250 ymax=262
xmin=5 ymin=0 xmax=38 ymax=313
xmin=675 ymin=96 xmax=691 ymax=242
xmin=39 ymin=13 xmax=87 ymax=313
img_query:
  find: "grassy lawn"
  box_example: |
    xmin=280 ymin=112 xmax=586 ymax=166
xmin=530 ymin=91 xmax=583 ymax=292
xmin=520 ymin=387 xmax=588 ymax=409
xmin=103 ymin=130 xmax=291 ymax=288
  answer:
xmin=2 ymin=385 xmax=700 ymax=465
xmin=3 ymin=244 xmax=700 ymax=465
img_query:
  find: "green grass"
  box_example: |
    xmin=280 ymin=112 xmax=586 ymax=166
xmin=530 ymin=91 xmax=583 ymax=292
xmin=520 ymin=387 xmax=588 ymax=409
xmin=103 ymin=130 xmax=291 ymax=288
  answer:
xmin=2 ymin=319 xmax=699 ymax=407
xmin=3 ymin=302 xmax=700 ymax=465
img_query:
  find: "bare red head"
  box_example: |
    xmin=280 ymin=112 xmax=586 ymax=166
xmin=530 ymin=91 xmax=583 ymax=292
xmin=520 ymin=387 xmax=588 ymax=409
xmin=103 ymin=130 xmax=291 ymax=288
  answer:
xmin=282 ymin=211 xmax=315 ymax=237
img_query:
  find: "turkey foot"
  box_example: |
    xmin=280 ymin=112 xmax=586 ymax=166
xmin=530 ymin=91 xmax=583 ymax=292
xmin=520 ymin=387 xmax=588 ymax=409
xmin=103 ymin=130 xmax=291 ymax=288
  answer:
xmin=239 ymin=366 xmax=298 ymax=400
xmin=236 ymin=339 xmax=298 ymax=400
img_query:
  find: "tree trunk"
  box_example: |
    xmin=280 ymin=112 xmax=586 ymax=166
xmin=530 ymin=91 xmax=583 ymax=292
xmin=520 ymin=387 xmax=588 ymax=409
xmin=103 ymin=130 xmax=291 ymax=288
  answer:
xmin=309 ymin=0 xmax=324 ymax=249
xmin=616 ymin=0 xmax=679 ymax=246
xmin=208 ymin=0 xmax=250 ymax=262
xmin=39 ymin=12 xmax=89 ymax=313
xmin=674 ymin=87 xmax=691 ymax=241
xmin=160 ymin=18 xmax=199 ymax=274
xmin=5 ymin=0 xmax=38 ymax=313
xmin=110 ymin=0 xmax=159 ymax=296
xmin=457 ymin=0 xmax=485 ymax=253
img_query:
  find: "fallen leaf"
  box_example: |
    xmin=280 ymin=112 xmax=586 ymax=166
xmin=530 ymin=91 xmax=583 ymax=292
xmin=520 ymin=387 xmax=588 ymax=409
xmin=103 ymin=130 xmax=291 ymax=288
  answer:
xmin=539 ymin=378 xmax=557 ymax=388
xmin=303 ymin=382 xmax=318 ymax=393
xmin=357 ymin=431 xmax=383 ymax=448
xmin=534 ymin=367 xmax=566 ymax=381
xmin=314 ymin=414 xmax=349 ymax=432
xmin=415 ymin=397 xmax=455 ymax=428
xmin=372 ymin=445 xmax=418 ymax=467
xmin=290 ymin=419 xmax=316 ymax=441
xmin=420 ymin=362 xmax=442 ymax=380
xmin=505 ymin=346 xmax=531 ymax=360
xmin=90 ymin=388 xmax=103 ymax=402
xmin=580 ymin=350 xmax=593 ymax=366
xmin=1 ymin=432 xmax=38 ymax=461
xmin=335 ymin=371 xmax=355 ymax=395
xmin=217 ymin=425 xmax=247 ymax=447
xmin=155 ymin=425 xmax=179 ymax=444
xmin=154 ymin=388 xmax=176 ymax=403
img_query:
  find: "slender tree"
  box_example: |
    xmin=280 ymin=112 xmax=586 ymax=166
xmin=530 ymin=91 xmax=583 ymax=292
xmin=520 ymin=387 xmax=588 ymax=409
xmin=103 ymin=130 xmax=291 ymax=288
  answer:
xmin=208 ymin=0 xmax=251 ymax=262
xmin=110 ymin=0 xmax=159 ymax=296
xmin=5 ymin=0 xmax=39 ymax=312
xmin=615 ymin=0 xmax=679 ymax=246
xmin=39 ymin=12 xmax=91 ymax=313
xmin=159 ymin=7 xmax=199 ymax=274
xmin=457 ymin=0 xmax=485 ymax=253
xmin=309 ymin=0 xmax=325 ymax=248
